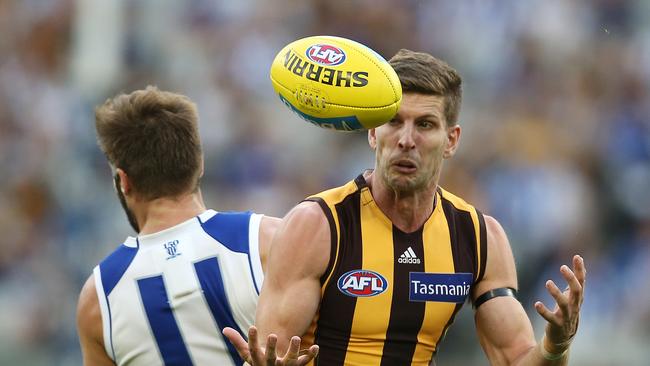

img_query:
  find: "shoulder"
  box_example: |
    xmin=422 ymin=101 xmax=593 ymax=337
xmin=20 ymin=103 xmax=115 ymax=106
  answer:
xmin=257 ymin=215 xmax=281 ymax=273
xmin=259 ymin=215 xmax=282 ymax=238
xmin=308 ymin=177 xmax=361 ymax=205
xmin=95 ymin=241 xmax=139 ymax=297
xmin=290 ymin=200 xmax=331 ymax=221
xmin=438 ymin=187 xmax=483 ymax=225
xmin=200 ymin=211 xmax=266 ymax=254
xmin=473 ymin=214 xmax=518 ymax=298
xmin=78 ymin=273 xmax=117 ymax=365
xmin=280 ymin=201 xmax=331 ymax=245
xmin=266 ymin=201 xmax=331 ymax=278
xmin=483 ymin=215 xmax=514 ymax=270
xmin=484 ymin=215 xmax=507 ymax=246
xmin=438 ymin=187 xmax=474 ymax=210
xmin=77 ymin=274 xmax=103 ymax=345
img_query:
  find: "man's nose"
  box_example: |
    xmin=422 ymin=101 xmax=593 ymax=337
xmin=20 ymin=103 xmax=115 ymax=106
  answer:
xmin=398 ymin=123 xmax=416 ymax=150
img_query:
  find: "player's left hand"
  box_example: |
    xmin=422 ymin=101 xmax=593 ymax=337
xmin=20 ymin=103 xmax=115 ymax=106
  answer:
xmin=534 ymin=255 xmax=586 ymax=353
xmin=223 ymin=326 xmax=319 ymax=366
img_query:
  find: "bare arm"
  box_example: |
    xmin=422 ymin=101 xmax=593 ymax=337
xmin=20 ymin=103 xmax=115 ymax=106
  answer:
xmin=224 ymin=201 xmax=328 ymax=365
xmin=473 ymin=215 xmax=585 ymax=366
xmin=77 ymin=275 xmax=115 ymax=366
xmin=256 ymin=201 xmax=331 ymax=351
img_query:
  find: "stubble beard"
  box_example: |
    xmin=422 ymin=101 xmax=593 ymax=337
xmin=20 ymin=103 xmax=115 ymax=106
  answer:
xmin=380 ymin=164 xmax=427 ymax=195
xmin=379 ymin=159 xmax=441 ymax=196
xmin=114 ymin=174 xmax=140 ymax=233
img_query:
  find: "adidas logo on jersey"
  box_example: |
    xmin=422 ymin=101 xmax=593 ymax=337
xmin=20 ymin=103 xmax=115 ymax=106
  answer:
xmin=398 ymin=247 xmax=421 ymax=264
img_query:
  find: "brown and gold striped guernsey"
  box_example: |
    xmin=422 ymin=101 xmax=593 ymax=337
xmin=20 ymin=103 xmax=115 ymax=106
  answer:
xmin=303 ymin=174 xmax=487 ymax=366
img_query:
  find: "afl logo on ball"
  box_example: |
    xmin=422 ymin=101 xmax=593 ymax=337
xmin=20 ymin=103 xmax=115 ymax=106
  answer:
xmin=337 ymin=269 xmax=388 ymax=297
xmin=306 ymin=44 xmax=347 ymax=66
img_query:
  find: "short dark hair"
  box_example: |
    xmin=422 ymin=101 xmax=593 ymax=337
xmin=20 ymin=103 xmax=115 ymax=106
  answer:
xmin=95 ymin=86 xmax=202 ymax=200
xmin=389 ymin=49 xmax=462 ymax=126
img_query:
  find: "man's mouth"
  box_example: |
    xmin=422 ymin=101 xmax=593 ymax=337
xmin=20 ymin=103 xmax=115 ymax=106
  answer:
xmin=392 ymin=159 xmax=417 ymax=174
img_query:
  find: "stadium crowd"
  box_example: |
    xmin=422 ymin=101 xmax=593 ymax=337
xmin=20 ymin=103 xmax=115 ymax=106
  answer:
xmin=0 ymin=0 xmax=648 ymax=364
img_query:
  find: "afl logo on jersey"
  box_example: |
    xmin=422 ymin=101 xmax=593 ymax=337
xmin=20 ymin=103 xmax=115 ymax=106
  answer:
xmin=306 ymin=44 xmax=347 ymax=66
xmin=337 ymin=269 xmax=388 ymax=297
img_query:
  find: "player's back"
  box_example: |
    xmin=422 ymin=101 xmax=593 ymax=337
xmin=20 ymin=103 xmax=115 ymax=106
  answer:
xmin=93 ymin=209 xmax=264 ymax=366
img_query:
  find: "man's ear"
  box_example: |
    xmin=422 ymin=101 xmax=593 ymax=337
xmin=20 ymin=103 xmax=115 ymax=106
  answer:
xmin=115 ymin=168 xmax=131 ymax=195
xmin=443 ymin=125 xmax=461 ymax=159
xmin=199 ymin=156 xmax=205 ymax=178
xmin=368 ymin=128 xmax=377 ymax=150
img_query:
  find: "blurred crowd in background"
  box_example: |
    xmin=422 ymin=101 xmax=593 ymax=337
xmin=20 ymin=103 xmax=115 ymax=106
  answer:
xmin=0 ymin=0 xmax=649 ymax=365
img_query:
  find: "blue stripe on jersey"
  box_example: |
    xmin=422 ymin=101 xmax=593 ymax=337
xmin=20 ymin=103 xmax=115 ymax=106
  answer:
xmin=100 ymin=244 xmax=139 ymax=296
xmin=194 ymin=257 xmax=245 ymax=365
xmin=200 ymin=211 xmax=260 ymax=294
xmin=200 ymin=211 xmax=252 ymax=253
xmin=137 ymin=276 xmax=193 ymax=366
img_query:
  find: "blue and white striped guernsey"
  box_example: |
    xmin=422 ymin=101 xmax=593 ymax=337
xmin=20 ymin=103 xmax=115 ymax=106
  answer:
xmin=94 ymin=210 xmax=264 ymax=366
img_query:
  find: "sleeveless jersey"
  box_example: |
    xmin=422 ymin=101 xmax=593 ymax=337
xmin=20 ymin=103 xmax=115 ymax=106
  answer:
xmin=93 ymin=210 xmax=264 ymax=366
xmin=304 ymin=175 xmax=487 ymax=366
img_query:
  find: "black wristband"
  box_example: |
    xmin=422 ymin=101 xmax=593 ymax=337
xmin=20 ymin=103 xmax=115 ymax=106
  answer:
xmin=473 ymin=287 xmax=518 ymax=309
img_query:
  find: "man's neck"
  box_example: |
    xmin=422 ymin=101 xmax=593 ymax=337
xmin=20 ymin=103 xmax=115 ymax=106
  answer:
xmin=366 ymin=172 xmax=437 ymax=233
xmin=134 ymin=192 xmax=207 ymax=235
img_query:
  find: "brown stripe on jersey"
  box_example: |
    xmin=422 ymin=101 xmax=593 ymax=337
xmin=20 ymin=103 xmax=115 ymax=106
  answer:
xmin=304 ymin=197 xmax=338 ymax=285
xmin=314 ymin=190 xmax=363 ymax=366
xmin=441 ymin=196 xmax=478 ymax=276
xmin=476 ymin=210 xmax=488 ymax=283
xmin=434 ymin=196 xmax=479 ymax=348
xmin=380 ymin=226 xmax=426 ymax=366
xmin=353 ymin=174 xmax=367 ymax=189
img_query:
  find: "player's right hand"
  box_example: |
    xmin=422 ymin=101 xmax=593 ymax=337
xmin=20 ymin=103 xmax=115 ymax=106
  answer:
xmin=534 ymin=254 xmax=586 ymax=353
xmin=223 ymin=326 xmax=319 ymax=366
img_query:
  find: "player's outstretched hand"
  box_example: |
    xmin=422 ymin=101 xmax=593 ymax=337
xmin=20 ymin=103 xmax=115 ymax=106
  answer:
xmin=223 ymin=326 xmax=319 ymax=366
xmin=534 ymin=255 xmax=586 ymax=353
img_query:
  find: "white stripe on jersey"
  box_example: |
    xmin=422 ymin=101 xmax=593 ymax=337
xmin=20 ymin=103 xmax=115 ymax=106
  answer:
xmin=248 ymin=213 xmax=264 ymax=293
xmin=93 ymin=266 xmax=115 ymax=361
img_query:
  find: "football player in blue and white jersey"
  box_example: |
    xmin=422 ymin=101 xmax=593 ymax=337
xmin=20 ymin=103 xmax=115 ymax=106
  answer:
xmin=76 ymin=87 xmax=312 ymax=365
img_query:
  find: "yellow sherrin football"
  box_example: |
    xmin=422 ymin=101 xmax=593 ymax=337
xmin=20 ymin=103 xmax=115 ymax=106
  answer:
xmin=270 ymin=35 xmax=402 ymax=131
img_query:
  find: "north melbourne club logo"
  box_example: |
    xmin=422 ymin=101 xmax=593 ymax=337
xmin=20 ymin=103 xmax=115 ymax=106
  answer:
xmin=398 ymin=247 xmax=421 ymax=264
xmin=164 ymin=240 xmax=181 ymax=260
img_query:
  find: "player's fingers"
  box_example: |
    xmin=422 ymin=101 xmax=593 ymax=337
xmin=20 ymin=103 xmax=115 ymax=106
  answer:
xmin=248 ymin=326 xmax=264 ymax=363
xmin=248 ymin=326 xmax=259 ymax=348
xmin=546 ymin=279 xmax=569 ymax=314
xmin=283 ymin=336 xmax=301 ymax=362
xmin=534 ymin=301 xmax=561 ymax=327
xmin=276 ymin=336 xmax=300 ymax=366
xmin=222 ymin=327 xmax=252 ymax=362
xmin=560 ymin=265 xmax=582 ymax=306
xmin=296 ymin=345 xmax=319 ymax=365
xmin=266 ymin=334 xmax=278 ymax=365
xmin=573 ymin=255 xmax=586 ymax=288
